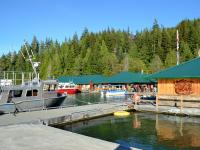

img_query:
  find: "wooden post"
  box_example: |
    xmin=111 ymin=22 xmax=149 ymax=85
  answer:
xmin=155 ymin=114 xmax=158 ymax=130
xmin=180 ymin=95 xmax=183 ymax=113
xmin=156 ymin=94 xmax=158 ymax=112
xmin=179 ymin=117 xmax=183 ymax=136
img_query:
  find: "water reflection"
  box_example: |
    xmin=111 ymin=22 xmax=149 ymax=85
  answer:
xmin=61 ymin=93 xmax=130 ymax=106
xmin=58 ymin=112 xmax=200 ymax=150
xmin=132 ymin=114 xmax=141 ymax=129
xmin=156 ymin=114 xmax=200 ymax=148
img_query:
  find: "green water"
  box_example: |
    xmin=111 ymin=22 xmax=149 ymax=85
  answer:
xmin=59 ymin=112 xmax=200 ymax=150
xmin=59 ymin=93 xmax=200 ymax=149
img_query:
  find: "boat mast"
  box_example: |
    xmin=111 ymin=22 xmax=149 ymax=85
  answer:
xmin=24 ymin=42 xmax=39 ymax=79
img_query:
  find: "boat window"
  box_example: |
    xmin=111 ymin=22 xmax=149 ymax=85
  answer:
xmin=43 ymin=84 xmax=57 ymax=91
xmin=10 ymin=90 xmax=23 ymax=97
xmin=33 ymin=89 xmax=38 ymax=96
xmin=26 ymin=89 xmax=38 ymax=97
xmin=0 ymin=87 xmax=2 ymax=95
xmin=70 ymin=85 xmax=75 ymax=88
xmin=59 ymin=85 xmax=64 ymax=88
xmin=32 ymin=82 xmax=38 ymax=86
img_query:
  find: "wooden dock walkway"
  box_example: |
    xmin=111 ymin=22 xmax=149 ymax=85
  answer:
xmin=0 ymin=102 xmax=131 ymax=126
xmin=0 ymin=102 xmax=139 ymax=150
xmin=0 ymin=124 xmax=139 ymax=150
xmin=134 ymin=104 xmax=200 ymax=117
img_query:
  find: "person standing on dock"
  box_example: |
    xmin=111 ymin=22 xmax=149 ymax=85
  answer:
xmin=132 ymin=93 xmax=140 ymax=105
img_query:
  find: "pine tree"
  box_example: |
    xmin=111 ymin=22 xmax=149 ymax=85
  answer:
xmin=129 ymin=57 xmax=147 ymax=73
xmin=165 ymin=49 xmax=176 ymax=68
xmin=149 ymin=55 xmax=163 ymax=73
xmin=0 ymin=18 xmax=199 ymax=78
xmin=180 ymin=41 xmax=193 ymax=62
xmin=161 ymin=29 xmax=171 ymax=61
xmin=31 ymin=36 xmax=39 ymax=55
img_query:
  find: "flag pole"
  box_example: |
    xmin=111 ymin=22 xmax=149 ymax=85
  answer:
xmin=176 ymin=30 xmax=180 ymax=65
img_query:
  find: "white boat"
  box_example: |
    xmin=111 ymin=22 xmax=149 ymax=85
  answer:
xmin=57 ymin=82 xmax=80 ymax=94
xmin=101 ymin=90 xmax=126 ymax=96
xmin=0 ymin=78 xmax=67 ymax=114
xmin=0 ymin=43 xmax=67 ymax=114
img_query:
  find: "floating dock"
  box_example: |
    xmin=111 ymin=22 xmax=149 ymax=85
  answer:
xmin=0 ymin=102 xmax=132 ymax=126
xmin=134 ymin=104 xmax=200 ymax=116
xmin=0 ymin=102 xmax=140 ymax=150
xmin=0 ymin=124 xmax=139 ymax=150
xmin=2 ymin=101 xmax=200 ymax=150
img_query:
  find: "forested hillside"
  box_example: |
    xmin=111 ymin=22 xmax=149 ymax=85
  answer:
xmin=0 ymin=19 xmax=200 ymax=79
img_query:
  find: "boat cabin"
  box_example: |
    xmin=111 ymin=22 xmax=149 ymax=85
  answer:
xmin=0 ymin=79 xmax=59 ymax=104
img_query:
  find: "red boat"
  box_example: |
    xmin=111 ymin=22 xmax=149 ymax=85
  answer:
xmin=57 ymin=82 xmax=80 ymax=94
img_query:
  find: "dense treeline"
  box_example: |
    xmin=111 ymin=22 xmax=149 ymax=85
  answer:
xmin=0 ymin=19 xmax=200 ymax=79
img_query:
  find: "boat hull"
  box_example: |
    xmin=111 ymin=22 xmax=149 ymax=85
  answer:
xmin=0 ymin=95 xmax=66 ymax=113
xmin=101 ymin=90 xmax=126 ymax=96
xmin=57 ymin=89 xmax=79 ymax=94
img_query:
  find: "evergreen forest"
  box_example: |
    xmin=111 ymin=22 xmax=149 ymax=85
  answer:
xmin=0 ymin=19 xmax=200 ymax=79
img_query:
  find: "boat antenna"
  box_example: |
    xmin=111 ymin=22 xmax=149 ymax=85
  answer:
xmin=20 ymin=50 xmax=26 ymax=60
xmin=24 ymin=41 xmax=38 ymax=79
xmin=30 ymin=46 xmax=35 ymax=59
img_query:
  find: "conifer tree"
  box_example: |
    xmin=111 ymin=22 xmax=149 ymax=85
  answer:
xmin=165 ymin=49 xmax=177 ymax=68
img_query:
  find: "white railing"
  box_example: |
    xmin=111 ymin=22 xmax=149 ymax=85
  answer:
xmin=0 ymin=71 xmax=35 ymax=86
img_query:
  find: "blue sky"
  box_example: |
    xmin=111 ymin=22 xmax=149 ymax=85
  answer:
xmin=0 ymin=0 xmax=199 ymax=55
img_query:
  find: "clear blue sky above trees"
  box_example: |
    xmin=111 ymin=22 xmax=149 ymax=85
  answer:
xmin=0 ymin=0 xmax=199 ymax=55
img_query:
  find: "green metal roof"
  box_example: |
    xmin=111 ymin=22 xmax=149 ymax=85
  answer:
xmin=104 ymin=71 xmax=153 ymax=84
xmin=57 ymin=71 xmax=154 ymax=84
xmin=149 ymin=57 xmax=200 ymax=79
xmin=57 ymin=75 xmax=105 ymax=84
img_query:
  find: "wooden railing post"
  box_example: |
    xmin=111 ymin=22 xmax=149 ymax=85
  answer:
xmin=180 ymin=95 xmax=183 ymax=113
xmin=156 ymin=94 xmax=158 ymax=112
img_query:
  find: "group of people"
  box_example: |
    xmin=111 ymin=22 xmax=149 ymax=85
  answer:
xmin=132 ymin=84 xmax=157 ymax=93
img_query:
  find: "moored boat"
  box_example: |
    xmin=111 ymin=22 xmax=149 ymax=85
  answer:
xmin=57 ymin=82 xmax=80 ymax=94
xmin=0 ymin=79 xmax=67 ymax=113
xmin=101 ymin=90 xmax=126 ymax=96
xmin=0 ymin=42 xmax=67 ymax=114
